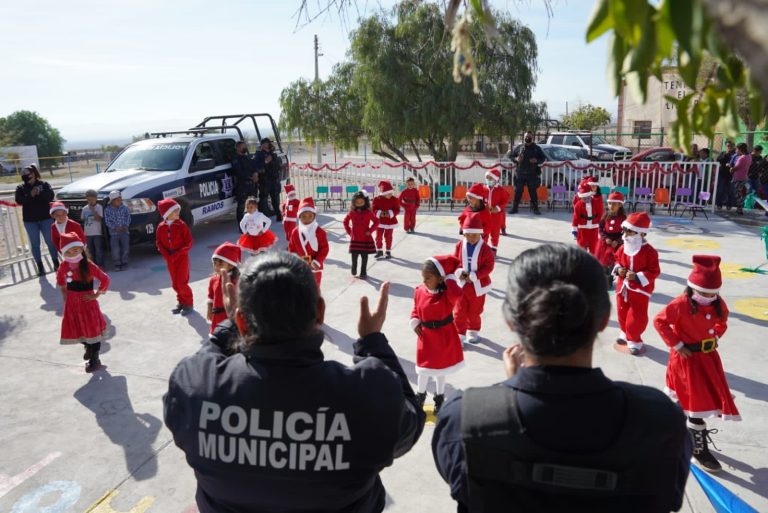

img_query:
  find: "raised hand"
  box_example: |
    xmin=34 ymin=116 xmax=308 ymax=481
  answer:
xmin=358 ymin=281 xmax=390 ymax=337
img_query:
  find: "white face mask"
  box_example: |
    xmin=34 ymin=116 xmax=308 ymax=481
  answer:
xmin=165 ymin=219 xmax=175 ymax=225
xmin=692 ymin=292 xmax=718 ymax=305
xmin=64 ymin=254 xmax=83 ymax=263
xmin=622 ymin=233 xmax=643 ymax=254
xmin=485 ymin=179 xmax=496 ymax=187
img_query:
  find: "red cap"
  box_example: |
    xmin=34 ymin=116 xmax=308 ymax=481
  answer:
xmin=427 ymin=254 xmax=460 ymax=277
xmin=284 ymin=184 xmax=296 ymax=196
xmin=485 ymin=168 xmax=501 ymax=182
xmin=462 ymin=212 xmax=484 ymax=234
xmin=212 ymin=241 xmax=241 ymax=267
xmin=466 ymin=183 xmax=487 ymax=200
xmin=378 ymin=180 xmax=394 ymax=194
xmin=60 ymin=232 xmax=84 ymax=253
xmin=49 ymin=202 xmax=68 ymax=216
xmin=158 ymin=198 xmax=181 ymax=219
xmin=622 ymin=211 xmax=651 ymax=233
xmin=582 ymin=175 xmax=599 ymax=186
xmin=297 ymin=197 xmax=316 ymax=216
xmin=688 ymin=255 xmax=722 ymax=293
xmin=607 ymin=191 xmax=625 ymax=204
xmin=577 ymin=182 xmax=593 ymax=198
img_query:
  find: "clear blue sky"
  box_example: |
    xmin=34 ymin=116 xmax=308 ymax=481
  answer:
xmin=1 ymin=0 xmax=613 ymax=148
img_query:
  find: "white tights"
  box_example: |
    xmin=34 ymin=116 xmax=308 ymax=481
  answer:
xmin=417 ymin=374 xmax=446 ymax=395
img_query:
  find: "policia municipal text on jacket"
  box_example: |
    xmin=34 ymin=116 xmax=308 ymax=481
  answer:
xmin=164 ymin=252 xmax=425 ymax=513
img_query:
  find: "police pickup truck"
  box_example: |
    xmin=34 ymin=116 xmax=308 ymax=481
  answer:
xmin=55 ymin=114 xmax=288 ymax=244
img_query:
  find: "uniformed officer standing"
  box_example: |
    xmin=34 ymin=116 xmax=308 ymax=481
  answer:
xmin=254 ymin=137 xmax=282 ymax=220
xmin=229 ymin=141 xmax=259 ymax=230
xmin=432 ymin=244 xmax=692 ymax=513
xmin=164 ymin=252 xmax=424 ymax=513
xmin=509 ymin=131 xmax=546 ymax=215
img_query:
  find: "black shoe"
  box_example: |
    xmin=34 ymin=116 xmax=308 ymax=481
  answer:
xmin=375 ymin=251 xmax=384 ymax=259
xmin=415 ymin=392 xmax=427 ymax=408
xmin=351 ymin=266 xmax=357 ymax=276
xmin=85 ymin=351 xmax=101 ymax=372
xmin=689 ymin=424 xmax=722 ymax=472
xmin=385 ymin=251 xmax=392 ymax=259
xmin=52 ymin=258 xmax=60 ymax=271
xmin=532 ymin=206 xmax=542 ymax=215
xmin=83 ymin=344 xmax=93 ymax=361
xmin=433 ymin=394 xmax=445 ymax=414
xmin=509 ymin=205 xmax=519 ymax=214
xmin=359 ymin=273 xmax=368 ymax=280
xmin=180 ymin=305 xmax=194 ymax=316
xmin=629 ymin=347 xmax=641 ymax=356
xmin=171 ymin=304 xmax=183 ymax=314
xmin=36 ymin=260 xmax=46 ymax=276
xmin=491 ymin=247 xmax=497 ymax=254
xmin=501 ymin=228 xmax=507 ymax=235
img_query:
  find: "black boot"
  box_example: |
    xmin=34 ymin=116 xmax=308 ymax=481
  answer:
xmin=532 ymin=202 xmax=542 ymax=215
xmin=359 ymin=254 xmax=369 ymax=279
xmin=52 ymin=256 xmax=60 ymax=272
xmin=415 ymin=392 xmax=427 ymax=408
xmin=351 ymin=255 xmax=358 ymax=276
xmin=501 ymin=227 xmax=507 ymax=235
xmin=509 ymin=202 xmax=519 ymax=214
xmin=433 ymin=394 xmax=445 ymax=414
xmin=36 ymin=260 xmax=46 ymax=276
xmin=689 ymin=422 xmax=722 ymax=472
xmin=171 ymin=304 xmax=183 ymax=314
xmin=385 ymin=251 xmax=392 ymax=259
xmin=375 ymin=250 xmax=384 ymax=259
xmin=86 ymin=343 xmax=101 ymax=372
xmin=83 ymin=343 xmax=93 ymax=361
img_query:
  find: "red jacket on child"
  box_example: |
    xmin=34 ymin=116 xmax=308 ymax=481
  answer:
xmin=458 ymin=206 xmax=491 ymax=240
xmin=614 ymin=242 xmax=660 ymax=297
xmin=288 ymin=224 xmax=330 ymax=271
xmin=52 ymin=219 xmax=86 ymax=251
xmin=453 ymin=239 xmax=494 ymax=296
xmin=281 ymin=198 xmax=300 ymax=223
xmin=399 ymin=188 xmax=420 ymax=211
xmin=372 ymin=195 xmax=401 ymax=228
xmin=343 ymin=209 xmax=379 ymax=241
xmin=156 ymin=220 xmax=193 ymax=260
xmin=571 ymin=196 xmax=604 ymax=231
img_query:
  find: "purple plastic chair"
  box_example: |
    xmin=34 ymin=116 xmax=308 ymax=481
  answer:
xmin=633 ymin=186 xmax=654 ymax=213
xmin=328 ymin=185 xmax=345 ymax=210
xmin=672 ymin=187 xmax=693 ymax=216
xmin=362 ymin=185 xmax=375 ymax=196
xmin=548 ymin=185 xmax=570 ymax=211
xmin=679 ymin=191 xmax=711 ymax=220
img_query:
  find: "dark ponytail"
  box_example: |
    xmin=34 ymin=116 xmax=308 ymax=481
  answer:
xmin=78 ymin=248 xmax=92 ymax=283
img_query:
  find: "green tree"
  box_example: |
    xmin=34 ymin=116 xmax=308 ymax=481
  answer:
xmin=561 ymin=104 xmax=612 ymax=131
xmin=281 ymin=2 xmax=545 ymax=161
xmin=0 ymin=110 xmax=65 ymax=157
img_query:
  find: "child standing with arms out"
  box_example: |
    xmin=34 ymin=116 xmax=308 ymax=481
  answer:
xmin=49 ymin=202 xmax=86 ymax=251
xmin=399 ymin=177 xmax=420 ymax=233
xmin=571 ymin=182 xmax=604 ymax=255
xmin=484 ymin=169 xmax=510 ymax=252
xmin=207 ymin=241 xmax=241 ymax=333
xmin=156 ymin=198 xmax=194 ymax=315
xmin=372 ymin=180 xmax=400 ymax=259
xmin=613 ymin=212 xmax=660 ymax=355
xmin=104 ymin=190 xmax=131 ymax=271
xmin=595 ymin=191 xmax=627 ymax=288
xmin=343 ymin=191 xmax=379 ymax=279
xmin=288 ymin=197 xmax=329 ymax=287
xmin=457 ymin=183 xmax=491 ymax=242
xmin=453 ymin=213 xmax=495 ymax=344
xmin=410 ymin=254 xmax=465 ymax=414
xmin=238 ymin=196 xmax=277 ymax=254
xmin=57 ymin=232 xmax=110 ymax=372
xmin=281 ymin=184 xmax=300 ymax=240
xmin=654 ymin=255 xmax=740 ymax=472
xmin=81 ymin=190 xmax=105 ymax=266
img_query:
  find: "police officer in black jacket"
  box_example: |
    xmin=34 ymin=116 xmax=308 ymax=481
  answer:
xmin=432 ymin=244 xmax=692 ymax=513
xmin=509 ymin=131 xmax=546 ymax=215
xmin=164 ymin=251 xmax=425 ymax=513
xmin=254 ymin=137 xmax=282 ymax=220
xmin=229 ymin=141 xmax=259 ymax=229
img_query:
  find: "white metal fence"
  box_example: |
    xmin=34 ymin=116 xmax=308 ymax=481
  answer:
xmin=0 ymin=200 xmax=36 ymax=263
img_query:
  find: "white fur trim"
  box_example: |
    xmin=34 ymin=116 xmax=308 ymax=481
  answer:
xmin=626 ymin=341 xmax=644 ymax=350
xmin=297 ymin=206 xmax=316 ymax=216
xmin=415 ymin=360 xmax=465 ymax=377
xmin=162 ymin=203 xmax=181 ymax=219
xmin=621 ymin=220 xmax=650 ymax=233
xmin=469 ymin=271 xmax=478 ymax=282
xmin=473 ymin=282 xmax=492 ymax=296
xmin=212 ymin=255 xmax=239 ymax=268
xmin=607 ymin=198 xmax=625 ymax=204
xmin=378 ymin=223 xmax=398 ymax=229
xmin=463 ymin=228 xmax=483 ymax=234
xmin=577 ymin=191 xmax=594 ymax=198
xmin=445 ymin=273 xmax=458 ymax=282
xmin=387 ymin=210 xmax=394 ymax=217
xmin=466 ymin=191 xmax=483 ymax=200
xmin=673 ymin=342 xmax=685 ymax=351
xmin=61 ymin=240 xmax=85 ymax=254
xmin=428 ymin=257 xmax=445 ymax=277
xmin=409 ymin=318 xmax=421 ymax=330
xmin=284 ymin=217 xmax=297 ymax=222
xmin=687 ymin=280 xmax=720 ymax=294
xmin=49 ymin=205 xmax=68 ymax=215
xmin=636 ymin=271 xmax=650 ymax=287
xmin=207 ymin=299 xmax=214 ymax=304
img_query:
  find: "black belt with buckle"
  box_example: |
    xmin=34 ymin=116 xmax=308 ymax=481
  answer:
xmin=211 ymin=307 xmax=226 ymax=314
xmin=684 ymin=338 xmax=718 ymax=353
xmin=422 ymin=315 xmax=454 ymax=329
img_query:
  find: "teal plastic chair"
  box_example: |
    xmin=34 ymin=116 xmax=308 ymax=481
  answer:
xmin=344 ymin=185 xmax=359 ymax=208
xmin=612 ymin=186 xmax=632 ymax=211
xmin=436 ymin=184 xmax=453 ymax=209
xmin=315 ymin=185 xmax=331 ymax=210
xmin=599 ymin=186 xmax=611 ymax=206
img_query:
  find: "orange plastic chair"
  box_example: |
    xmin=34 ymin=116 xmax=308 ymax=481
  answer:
xmin=451 ymin=185 xmax=467 ymax=211
xmin=521 ymin=188 xmax=531 ymax=203
xmin=418 ymin=184 xmax=432 ymax=209
xmin=536 ymin=186 xmax=549 ymax=203
xmin=654 ymin=187 xmax=670 ymax=213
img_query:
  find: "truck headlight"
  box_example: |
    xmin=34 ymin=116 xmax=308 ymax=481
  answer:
xmin=124 ymin=198 xmax=156 ymax=214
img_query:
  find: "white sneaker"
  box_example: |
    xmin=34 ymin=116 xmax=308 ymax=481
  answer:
xmin=467 ymin=330 xmax=479 ymax=344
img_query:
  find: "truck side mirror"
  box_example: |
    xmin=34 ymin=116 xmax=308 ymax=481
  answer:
xmin=191 ymin=158 xmax=215 ymax=172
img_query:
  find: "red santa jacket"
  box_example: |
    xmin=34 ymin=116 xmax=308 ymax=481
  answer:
xmin=342 ymin=209 xmax=379 ymax=241
xmin=572 ymin=196 xmax=604 ymax=230
xmin=51 ymin=219 xmax=86 ymax=251
xmin=453 ymin=239 xmax=494 ymax=296
xmin=457 ymin=206 xmax=491 ymax=239
xmin=654 ymin=294 xmax=729 ymax=349
xmin=56 ymin=260 xmax=110 ymax=292
xmin=399 ymin=188 xmax=420 ymax=211
xmin=288 ymin=224 xmax=329 ymax=270
xmin=600 ymin=213 xmax=626 ymax=238
xmin=614 ymin=242 xmax=660 ymax=297
xmin=156 ymin=220 xmax=193 ymax=260
xmin=372 ymin=195 xmax=401 ymax=228
xmin=487 ymin=185 xmax=510 ymax=212
xmin=281 ymin=198 xmax=300 ymax=222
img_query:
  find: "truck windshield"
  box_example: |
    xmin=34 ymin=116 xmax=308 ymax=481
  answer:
xmin=582 ymin=135 xmax=608 ymax=146
xmin=107 ymin=143 xmax=190 ymax=172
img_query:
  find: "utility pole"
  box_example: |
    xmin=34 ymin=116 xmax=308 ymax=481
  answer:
xmin=314 ymin=34 xmax=323 ymax=164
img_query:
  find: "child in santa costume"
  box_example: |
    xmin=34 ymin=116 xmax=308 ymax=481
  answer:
xmin=410 ymin=254 xmax=465 ymax=414
xmin=453 ymin=213 xmax=495 ymax=344
xmin=595 ymin=191 xmax=627 ymax=288
xmin=56 ymin=232 xmax=110 ymax=372
xmin=372 ymin=180 xmax=400 ymax=258
xmin=612 ymin=211 xmax=660 ymax=355
xmin=457 ymin=183 xmax=491 ymax=242
xmin=484 ymin=168 xmax=510 ymax=252
xmin=654 ymin=255 xmax=740 ymax=473
xmin=238 ymin=196 xmax=277 ymax=253
xmin=343 ymin=191 xmax=379 ymax=279
xmin=399 ymin=177 xmax=420 ymax=233
xmin=571 ymin=182 xmax=604 ymax=255
xmin=50 ymin=202 xmax=86 ymax=253
xmin=288 ymin=197 xmax=329 ymax=287
xmin=572 ymin=175 xmax=602 ymax=206
xmin=207 ymin=241 xmax=241 ymax=334
xmin=280 ymin=184 xmax=300 ymax=240
xmin=156 ymin=198 xmax=194 ymax=315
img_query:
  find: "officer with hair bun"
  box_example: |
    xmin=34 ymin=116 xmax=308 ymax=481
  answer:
xmin=432 ymin=243 xmax=692 ymax=513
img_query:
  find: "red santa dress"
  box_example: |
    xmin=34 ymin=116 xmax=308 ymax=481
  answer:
xmin=51 ymin=219 xmax=86 ymax=252
xmin=595 ymin=212 xmax=626 ymax=267
xmin=372 ymin=181 xmax=400 ymax=251
xmin=485 ymin=170 xmax=510 ymax=249
xmin=343 ymin=208 xmax=379 ymax=254
xmin=288 ymin=222 xmax=329 ymax=287
xmin=208 ymin=242 xmax=241 ymax=333
xmin=57 ymin=259 xmax=110 ymax=345
xmin=399 ymin=186 xmax=420 ymax=232
xmin=238 ymin=211 xmax=277 ymax=253
xmin=156 ymin=216 xmax=194 ymax=307
xmin=572 ymin=184 xmax=604 ymax=255
xmin=281 ymin=185 xmax=300 ymax=240
xmin=453 ymin=215 xmax=495 ymax=336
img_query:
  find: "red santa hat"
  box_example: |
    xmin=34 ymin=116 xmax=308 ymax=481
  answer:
xmin=158 ymin=198 xmax=181 ymax=219
xmin=687 ymin=255 xmax=722 ymax=293
xmin=622 ymin=211 xmax=651 ymax=233
xmin=284 ymin=184 xmax=296 ymax=197
xmin=60 ymin=232 xmax=85 ymax=254
xmin=466 ymin=183 xmax=487 ymax=201
xmin=427 ymin=254 xmax=460 ymax=278
xmin=212 ymin=241 xmax=241 ymax=268
xmin=607 ymin=191 xmax=625 ymax=204
xmin=461 ymin=212 xmax=484 ymax=234
xmin=378 ymin=180 xmax=394 ymax=195
xmin=49 ymin=202 xmax=68 ymax=216
xmin=297 ymin=197 xmax=316 ymax=216
xmin=583 ymin=175 xmax=599 ymax=187
xmin=577 ymin=182 xmax=594 ymax=198
xmin=485 ymin=168 xmax=501 ymax=182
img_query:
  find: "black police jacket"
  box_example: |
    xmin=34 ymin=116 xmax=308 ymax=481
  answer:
xmin=164 ymin=331 xmax=425 ymax=513
xmin=229 ymin=154 xmax=258 ymax=199
xmin=511 ymin=144 xmax=546 ymax=177
xmin=254 ymin=150 xmax=281 ymax=187
xmin=432 ymin=366 xmax=692 ymax=513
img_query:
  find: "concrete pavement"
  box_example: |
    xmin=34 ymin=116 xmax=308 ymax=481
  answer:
xmin=0 ymin=208 xmax=766 ymax=513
